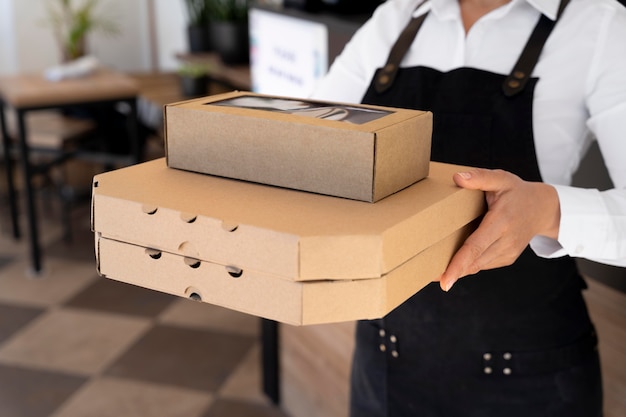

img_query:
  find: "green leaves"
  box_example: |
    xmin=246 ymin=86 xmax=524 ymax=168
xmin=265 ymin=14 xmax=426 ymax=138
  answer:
xmin=210 ymin=0 xmax=249 ymax=22
xmin=183 ymin=0 xmax=250 ymax=25
xmin=44 ymin=0 xmax=119 ymax=60
xmin=184 ymin=0 xmax=211 ymax=26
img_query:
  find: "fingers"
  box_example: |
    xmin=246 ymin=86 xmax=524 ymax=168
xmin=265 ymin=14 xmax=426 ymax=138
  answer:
xmin=439 ymin=168 xmax=548 ymax=292
xmin=439 ymin=241 xmax=483 ymax=291
xmin=439 ymin=233 xmax=522 ymax=292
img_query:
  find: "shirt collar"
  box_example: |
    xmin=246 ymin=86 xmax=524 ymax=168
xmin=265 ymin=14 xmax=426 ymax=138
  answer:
xmin=419 ymin=0 xmax=562 ymax=21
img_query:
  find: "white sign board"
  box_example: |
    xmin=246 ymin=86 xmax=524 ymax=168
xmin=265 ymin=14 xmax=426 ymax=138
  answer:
xmin=249 ymin=8 xmax=328 ymax=98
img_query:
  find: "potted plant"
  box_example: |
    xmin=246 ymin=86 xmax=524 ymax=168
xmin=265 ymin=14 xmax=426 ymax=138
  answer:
xmin=44 ymin=0 xmax=119 ymax=62
xmin=177 ymin=62 xmax=211 ymax=97
xmin=207 ymin=0 xmax=250 ymax=64
xmin=183 ymin=0 xmax=212 ymax=52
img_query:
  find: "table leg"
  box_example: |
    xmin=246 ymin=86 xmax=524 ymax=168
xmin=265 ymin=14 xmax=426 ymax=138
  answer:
xmin=16 ymin=109 xmax=43 ymax=274
xmin=261 ymin=318 xmax=280 ymax=405
xmin=127 ymin=98 xmax=141 ymax=163
xmin=0 ymin=101 xmax=20 ymax=239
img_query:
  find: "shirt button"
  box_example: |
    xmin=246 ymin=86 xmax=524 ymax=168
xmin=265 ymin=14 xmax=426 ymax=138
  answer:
xmin=379 ymin=329 xmax=386 ymax=338
xmin=390 ymin=335 xmax=397 ymax=343
xmin=483 ymin=353 xmax=492 ymax=361
xmin=379 ymin=344 xmax=387 ymax=352
xmin=391 ymin=350 xmax=399 ymax=358
xmin=503 ymin=352 xmax=512 ymax=360
xmin=484 ymin=367 xmax=493 ymax=375
xmin=503 ymin=368 xmax=512 ymax=375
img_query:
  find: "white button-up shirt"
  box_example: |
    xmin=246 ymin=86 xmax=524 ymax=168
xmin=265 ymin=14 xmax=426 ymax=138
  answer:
xmin=312 ymin=0 xmax=626 ymax=267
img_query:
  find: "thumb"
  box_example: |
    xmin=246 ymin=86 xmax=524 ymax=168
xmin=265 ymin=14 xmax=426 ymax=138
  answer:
xmin=452 ymin=168 xmax=513 ymax=192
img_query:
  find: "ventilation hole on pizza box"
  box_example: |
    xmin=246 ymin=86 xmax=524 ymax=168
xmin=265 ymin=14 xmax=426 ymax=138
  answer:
xmin=184 ymin=257 xmax=201 ymax=269
xmin=145 ymin=248 xmax=162 ymax=259
xmin=180 ymin=213 xmax=197 ymax=223
xmin=178 ymin=241 xmax=198 ymax=257
xmin=221 ymin=221 xmax=239 ymax=232
xmin=93 ymin=181 xmax=99 ymax=188
xmin=142 ymin=205 xmax=158 ymax=215
xmin=185 ymin=287 xmax=202 ymax=301
xmin=226 ymin=266 xmax=243 ymax=278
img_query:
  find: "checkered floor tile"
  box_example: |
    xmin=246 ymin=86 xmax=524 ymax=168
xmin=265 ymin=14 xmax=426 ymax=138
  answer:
xmin=0 ymin=194 xmax=288 ymax=417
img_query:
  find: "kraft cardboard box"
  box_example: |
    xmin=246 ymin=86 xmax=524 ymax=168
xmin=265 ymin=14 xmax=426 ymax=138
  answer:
xmin=95 ymin=222 xmax=476 ymax=326
xmin=164 ymin=91 xmax=432 ymax=202
xmin=91 ymin=158 xmax=485 ymax=281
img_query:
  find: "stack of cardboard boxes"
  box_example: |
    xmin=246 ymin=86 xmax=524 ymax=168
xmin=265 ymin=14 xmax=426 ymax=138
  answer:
xmin=92 ymin=91 xmax=485 ymax=325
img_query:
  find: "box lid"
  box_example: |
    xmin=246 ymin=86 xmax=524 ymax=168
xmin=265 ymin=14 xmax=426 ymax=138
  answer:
xmin=92 ymin=158 xmax=484 ymax=281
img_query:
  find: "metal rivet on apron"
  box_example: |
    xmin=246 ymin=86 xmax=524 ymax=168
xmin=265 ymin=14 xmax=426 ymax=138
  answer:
xmin=391 ymin=350 xmax=399 ymax=358
xmin=379 ymin=344 xmax=387 ymax=352
xmin=384 ymin=63 xmax=396 ymax=72
xmin=379 ymin=329 xmax=386 ymax=338
xmin=503 ymin=368 xmax=512 ymax=375
xmin=508 ymin=80 xmax=520 ymax=89
xmin=378 ymin=74 xmax=390 ymax=85
xmin=390 ymin=335 xmax=397 ymax=343
xmin=484 ymin=366 xmax=493 ymax=375
xmin=503 ymin=352 xmax=512 ymax=360
xmin=513 ymin=70 xmax=525 ymax=79
xmin=483 ymin=353 xmax=492 ymax=361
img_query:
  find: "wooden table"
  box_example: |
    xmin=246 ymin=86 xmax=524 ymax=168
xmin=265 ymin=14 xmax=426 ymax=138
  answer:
xmin=0 ymin=69 xmax=140 ymax=274
xmin=175 ymin=52 xmax=251 ymax=91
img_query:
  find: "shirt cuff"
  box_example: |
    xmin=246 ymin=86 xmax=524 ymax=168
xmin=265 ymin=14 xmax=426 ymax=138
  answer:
xmin=530 ymin=235 xmax=567 ymax=258
xmin=548 ymin=184 xmax=610 ymax=259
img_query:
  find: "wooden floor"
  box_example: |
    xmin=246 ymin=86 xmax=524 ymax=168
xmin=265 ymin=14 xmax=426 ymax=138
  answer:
xmin=584 ymin=278 xmax=626 ymax=417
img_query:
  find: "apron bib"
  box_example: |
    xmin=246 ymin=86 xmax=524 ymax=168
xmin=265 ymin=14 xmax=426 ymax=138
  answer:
xmin=351 ymin=1 xmax=602 ymax=416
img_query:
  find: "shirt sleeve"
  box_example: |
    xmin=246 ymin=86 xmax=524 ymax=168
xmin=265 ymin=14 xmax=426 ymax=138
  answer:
xmin=531 ymin=186 xmax=626 ymax=267
xmin=532 ymin=7 xmax=626 ymax=267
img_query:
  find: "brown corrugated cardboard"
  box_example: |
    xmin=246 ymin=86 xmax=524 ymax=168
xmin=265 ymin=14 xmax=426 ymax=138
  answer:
xmin=91 ymin=158 xmax=485 ymax=281
xmin=164 ymin=91 xmax=433 ymax=202
xmin=95 ymin=222 xmax=475 ymax=326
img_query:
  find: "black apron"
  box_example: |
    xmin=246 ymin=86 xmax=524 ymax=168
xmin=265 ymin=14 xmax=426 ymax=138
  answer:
xmin=352 ymin=1 xmax=602 ymax=416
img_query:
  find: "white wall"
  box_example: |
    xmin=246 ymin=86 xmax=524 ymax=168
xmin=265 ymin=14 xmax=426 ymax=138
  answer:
xmin=0 ymin=0 xmax=18 ymax=75
xmin=0 ymin=0 xmax=157 ymax=76
xmin=89 ymin=0 xmax=153 ymax=72
xmin=13 ymin=0 xmax=60 ymax=73
xmin=154 ymin=0 xmax=187 ymax=72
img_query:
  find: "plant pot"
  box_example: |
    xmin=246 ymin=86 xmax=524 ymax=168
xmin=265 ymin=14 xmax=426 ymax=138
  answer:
xmin=62 ymin=37 xmax=87 ymax=62
xmin=187 ymin=25 xmax=211 ymax=53
xmin=179 ymin=75 xmax=208 ymax=97
xmin=209 ymin=20 xmax=249 ymax=65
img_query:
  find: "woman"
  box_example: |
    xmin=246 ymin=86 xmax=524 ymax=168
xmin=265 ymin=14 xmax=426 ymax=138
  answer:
xmin=311 ymin=0 xmax=626 ymax=416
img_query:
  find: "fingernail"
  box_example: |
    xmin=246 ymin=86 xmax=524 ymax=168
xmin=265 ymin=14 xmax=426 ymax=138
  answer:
xmin=444 ymin=279 xmax=456 ymax=292
xmin=457 ymin=172 xmax=472 ymax=180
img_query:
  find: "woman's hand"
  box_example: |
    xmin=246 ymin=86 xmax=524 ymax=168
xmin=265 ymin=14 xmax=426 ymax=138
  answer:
xmin=439 ymin=168 xmax=561 ymax=292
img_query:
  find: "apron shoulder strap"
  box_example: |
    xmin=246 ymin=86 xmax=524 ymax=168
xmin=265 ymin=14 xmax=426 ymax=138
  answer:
xmin=375 ymin=1 xmax=429 ymax=94
xmin=375 ymin=0 xmax=570 ymax=97
xmin=502 ymin=0 xmax=570 ymax=97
